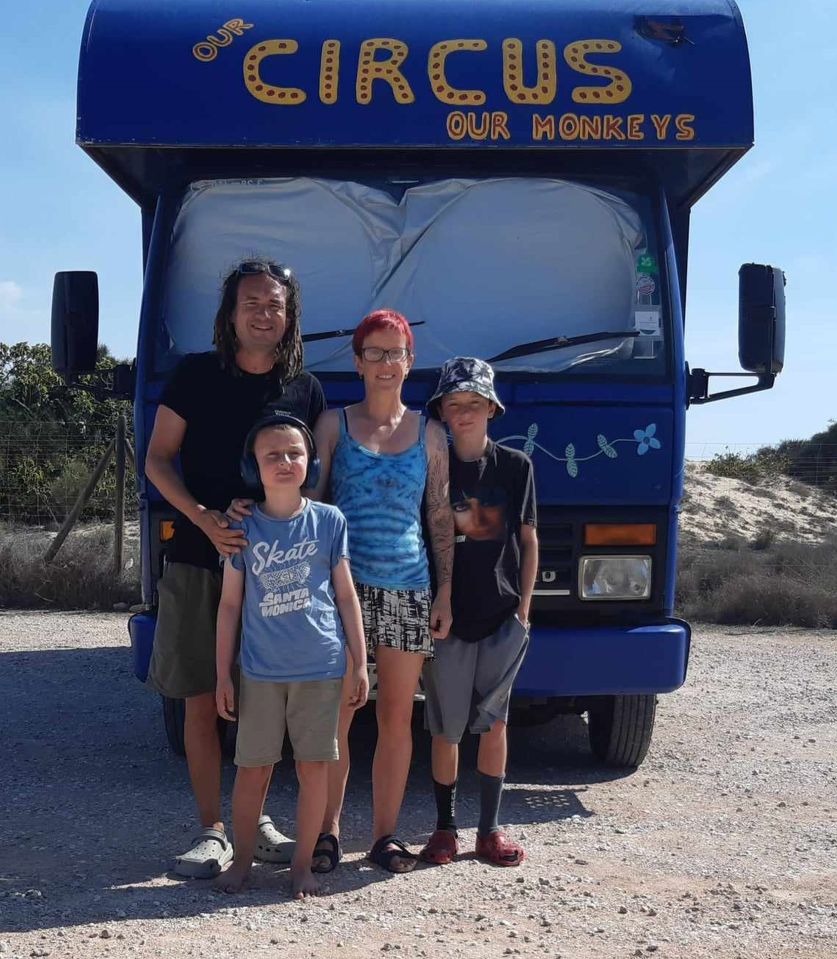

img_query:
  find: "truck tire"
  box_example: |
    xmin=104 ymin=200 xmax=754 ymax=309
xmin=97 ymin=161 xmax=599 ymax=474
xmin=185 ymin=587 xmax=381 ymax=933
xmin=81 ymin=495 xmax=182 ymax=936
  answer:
xmin=587 ymin=694 xmax=657 ymax=768
xmin=162 ymin=696 xmax=186 ymax=757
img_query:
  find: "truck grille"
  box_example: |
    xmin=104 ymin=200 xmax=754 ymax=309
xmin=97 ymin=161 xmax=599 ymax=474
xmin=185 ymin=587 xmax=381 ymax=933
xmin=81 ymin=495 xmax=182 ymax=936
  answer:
xmin=534 ymin=510 xmax=574 ymax=596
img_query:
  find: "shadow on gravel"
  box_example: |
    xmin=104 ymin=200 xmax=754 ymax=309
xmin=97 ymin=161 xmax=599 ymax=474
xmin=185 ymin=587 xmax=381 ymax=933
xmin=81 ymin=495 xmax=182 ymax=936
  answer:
xmin=0 ymin=645 xmax=626 ymax=934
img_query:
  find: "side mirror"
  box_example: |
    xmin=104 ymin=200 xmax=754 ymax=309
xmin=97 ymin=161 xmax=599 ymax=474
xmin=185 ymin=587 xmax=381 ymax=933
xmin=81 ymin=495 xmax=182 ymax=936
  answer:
xmin=51 ymin=271 xmax=99 ymax=375
xmin=739 ymin=263 xmax=785 ymax=375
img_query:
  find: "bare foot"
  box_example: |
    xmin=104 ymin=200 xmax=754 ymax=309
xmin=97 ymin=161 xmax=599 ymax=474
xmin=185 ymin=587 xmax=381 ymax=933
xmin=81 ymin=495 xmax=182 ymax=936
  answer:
xmin=290 ymin=864 xmax=322 ymax=899
xmin=214 ymin=862 xmax=251 ymax=894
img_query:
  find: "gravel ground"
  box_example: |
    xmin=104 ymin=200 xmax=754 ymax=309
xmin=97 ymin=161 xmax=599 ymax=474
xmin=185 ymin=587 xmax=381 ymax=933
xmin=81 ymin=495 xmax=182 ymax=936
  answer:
xmin=1 ymin=612 xmax=835 ymax=959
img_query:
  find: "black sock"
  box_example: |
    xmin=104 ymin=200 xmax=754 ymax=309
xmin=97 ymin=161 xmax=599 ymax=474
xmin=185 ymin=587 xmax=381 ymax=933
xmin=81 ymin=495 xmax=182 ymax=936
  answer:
xmin=477 ymin=772 xmax=504 ymax=837
xmin=433 ymin=779 xmax=457 ymax=833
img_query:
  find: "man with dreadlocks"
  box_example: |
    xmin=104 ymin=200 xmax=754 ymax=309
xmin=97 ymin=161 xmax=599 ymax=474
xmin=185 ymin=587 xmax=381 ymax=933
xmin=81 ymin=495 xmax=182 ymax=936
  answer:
xmin=145 ymin=259 xmax=325 ymax=878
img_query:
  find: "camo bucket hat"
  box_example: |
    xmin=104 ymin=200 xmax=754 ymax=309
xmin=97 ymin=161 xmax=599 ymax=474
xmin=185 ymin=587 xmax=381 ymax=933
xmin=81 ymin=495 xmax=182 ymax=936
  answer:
xmin=427 ymin=356 xmax=506 ymax=419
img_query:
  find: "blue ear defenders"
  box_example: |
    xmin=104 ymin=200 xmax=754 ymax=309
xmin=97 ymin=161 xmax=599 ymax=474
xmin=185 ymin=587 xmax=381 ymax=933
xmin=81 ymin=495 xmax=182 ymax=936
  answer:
xmin=240 ymin=411 xmax=322 ymax=493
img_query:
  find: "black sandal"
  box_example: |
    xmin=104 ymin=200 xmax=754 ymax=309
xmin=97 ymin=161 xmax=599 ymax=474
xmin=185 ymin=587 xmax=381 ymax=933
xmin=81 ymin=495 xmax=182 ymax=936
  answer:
xmin=368 ymin=835 xmax=419 ymax=873
xmin=311 ymin=832 xmax=342 ymax=874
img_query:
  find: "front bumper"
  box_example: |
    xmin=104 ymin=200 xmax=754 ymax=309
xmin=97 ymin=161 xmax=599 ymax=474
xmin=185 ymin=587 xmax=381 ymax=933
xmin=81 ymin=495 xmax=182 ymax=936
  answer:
xmin=514 ymin=619 xmax=690 ymax=697
xmin=130 ymin=610 xmax=691 ymax=698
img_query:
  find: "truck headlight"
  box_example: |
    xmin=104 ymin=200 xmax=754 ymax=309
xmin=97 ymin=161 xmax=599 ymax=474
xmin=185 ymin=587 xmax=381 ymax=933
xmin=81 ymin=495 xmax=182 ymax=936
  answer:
xmin=579 ymin=555 xmax=652 ymax=600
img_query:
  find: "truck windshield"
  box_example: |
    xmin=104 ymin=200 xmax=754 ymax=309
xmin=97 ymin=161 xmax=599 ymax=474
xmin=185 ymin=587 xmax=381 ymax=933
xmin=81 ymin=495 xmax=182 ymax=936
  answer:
xmin=159 ymin=176 xmax=666 ymax=378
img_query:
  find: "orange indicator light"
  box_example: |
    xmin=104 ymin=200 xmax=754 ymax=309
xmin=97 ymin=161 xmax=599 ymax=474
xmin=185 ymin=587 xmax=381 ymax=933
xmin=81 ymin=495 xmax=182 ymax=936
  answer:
xmin=584 ymin=523 xmax=657 ymax=546
xmin=160 ymin=521 xmax=176 ymax=542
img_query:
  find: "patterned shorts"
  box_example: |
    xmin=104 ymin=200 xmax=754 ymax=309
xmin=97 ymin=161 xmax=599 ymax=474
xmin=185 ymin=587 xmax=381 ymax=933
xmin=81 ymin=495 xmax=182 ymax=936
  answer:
xmin=355 ymin=582 xmax=434 ymax=660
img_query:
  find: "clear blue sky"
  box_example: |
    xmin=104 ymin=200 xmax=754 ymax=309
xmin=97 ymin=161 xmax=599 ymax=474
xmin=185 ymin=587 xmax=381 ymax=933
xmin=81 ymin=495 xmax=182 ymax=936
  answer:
xmin=0 ymin=1 xmax=831 ymax=453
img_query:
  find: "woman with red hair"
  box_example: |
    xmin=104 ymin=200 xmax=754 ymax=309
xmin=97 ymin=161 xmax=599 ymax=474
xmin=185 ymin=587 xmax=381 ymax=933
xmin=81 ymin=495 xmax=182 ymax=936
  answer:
xmin=311 ymin=309 xmax=454 ymax=873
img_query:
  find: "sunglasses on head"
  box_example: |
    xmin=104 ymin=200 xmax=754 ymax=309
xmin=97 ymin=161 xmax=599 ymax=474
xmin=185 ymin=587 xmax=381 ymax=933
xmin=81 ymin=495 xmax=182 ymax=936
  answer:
xmin=235 ymin=262 xmax=293 ymax=282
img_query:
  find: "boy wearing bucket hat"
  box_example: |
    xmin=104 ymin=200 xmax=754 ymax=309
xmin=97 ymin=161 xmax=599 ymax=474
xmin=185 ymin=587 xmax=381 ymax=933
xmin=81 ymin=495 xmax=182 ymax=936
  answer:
xmin=421 ymin=358 xmax=538 ymax=867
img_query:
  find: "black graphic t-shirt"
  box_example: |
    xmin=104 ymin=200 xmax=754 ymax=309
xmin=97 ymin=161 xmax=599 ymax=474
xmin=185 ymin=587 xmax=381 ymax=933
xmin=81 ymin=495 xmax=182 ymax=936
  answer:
xmin=158 ymin=352 xmax=326 ymax=570
xmin=449 ymin=440 xmax=537 ymax=642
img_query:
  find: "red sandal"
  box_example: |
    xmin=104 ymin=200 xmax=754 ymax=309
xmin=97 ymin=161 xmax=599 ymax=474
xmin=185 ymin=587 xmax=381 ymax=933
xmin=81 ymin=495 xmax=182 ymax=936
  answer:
xmin=475 ymin=830 xmax=525 ymax=867
xmin=419 ymin=829 xmax=459 ymax=865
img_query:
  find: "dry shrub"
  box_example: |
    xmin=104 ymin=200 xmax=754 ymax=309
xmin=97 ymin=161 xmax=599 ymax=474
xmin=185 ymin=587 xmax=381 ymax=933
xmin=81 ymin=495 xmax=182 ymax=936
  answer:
xmin=678 ymin=537 xmax=837 ymax=627
xmin=0 ymin=523 xmax=140 ymax=609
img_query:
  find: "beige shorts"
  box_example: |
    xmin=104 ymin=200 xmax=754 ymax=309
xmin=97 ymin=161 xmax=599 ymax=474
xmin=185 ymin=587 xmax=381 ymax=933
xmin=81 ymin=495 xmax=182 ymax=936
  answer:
xmin=235 ymin=674 xmax=343 ymax=766
xmin=146 ymin=562 xmax=222 ymax=699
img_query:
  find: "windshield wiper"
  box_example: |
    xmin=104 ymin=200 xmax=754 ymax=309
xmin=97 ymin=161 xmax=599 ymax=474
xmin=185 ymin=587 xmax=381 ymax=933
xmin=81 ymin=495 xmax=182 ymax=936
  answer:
xmin=303 ymin=320 xmax=426 ymax=343
xmin=488 ymin=329 xmax=639 ymax=363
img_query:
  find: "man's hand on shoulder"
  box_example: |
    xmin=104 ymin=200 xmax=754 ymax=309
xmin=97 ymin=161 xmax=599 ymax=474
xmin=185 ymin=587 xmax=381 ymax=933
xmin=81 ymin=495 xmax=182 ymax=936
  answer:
xmin=226 ymin=497 xmax=254 ymax=522
xmin=192 ymin=505 xmax=248 ymax=558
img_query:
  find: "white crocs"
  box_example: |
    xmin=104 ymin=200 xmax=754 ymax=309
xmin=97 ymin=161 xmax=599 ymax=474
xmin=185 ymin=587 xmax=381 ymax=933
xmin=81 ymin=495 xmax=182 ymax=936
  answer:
xmin=254 ymin=815 xmax=295 ymax=864
xmin=173 ymin=827 xmax=234 ymax=878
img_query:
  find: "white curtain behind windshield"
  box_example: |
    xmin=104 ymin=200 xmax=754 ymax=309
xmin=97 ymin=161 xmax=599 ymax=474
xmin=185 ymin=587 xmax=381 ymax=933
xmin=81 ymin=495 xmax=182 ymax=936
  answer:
xmin=162 ymin=177 xmax=658 ymax=373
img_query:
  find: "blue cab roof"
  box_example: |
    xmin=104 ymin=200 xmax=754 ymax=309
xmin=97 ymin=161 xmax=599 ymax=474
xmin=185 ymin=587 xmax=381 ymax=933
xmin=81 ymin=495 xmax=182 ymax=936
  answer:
xmin=77 ymin=0 xmax=753 ymax=207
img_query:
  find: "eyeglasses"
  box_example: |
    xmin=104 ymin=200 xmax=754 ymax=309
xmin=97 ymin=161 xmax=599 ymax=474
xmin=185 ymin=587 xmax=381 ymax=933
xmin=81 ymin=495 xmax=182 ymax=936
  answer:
xmin=360 ymin=347 xmax=411 ymax=363
xmin=236 ymin=262 xmax=293 ymax=281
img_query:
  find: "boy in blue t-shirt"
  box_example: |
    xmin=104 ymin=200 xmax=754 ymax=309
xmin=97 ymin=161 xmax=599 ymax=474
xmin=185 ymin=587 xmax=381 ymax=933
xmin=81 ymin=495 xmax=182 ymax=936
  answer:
xmin=214 ymin=412 xmax=368 ymax=898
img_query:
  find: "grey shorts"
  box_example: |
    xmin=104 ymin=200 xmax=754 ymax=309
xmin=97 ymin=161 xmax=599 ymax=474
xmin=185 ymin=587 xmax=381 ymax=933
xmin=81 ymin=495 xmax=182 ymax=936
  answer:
xmin=146 ymin=562 xmax=222 ymax=700
xmin=355 ymin=581 xmax=434 ymax=660
xmin=423 ymin=614 xmax=529 ymax=743
xmin=235 ymin=674 xmax=343 ymax=766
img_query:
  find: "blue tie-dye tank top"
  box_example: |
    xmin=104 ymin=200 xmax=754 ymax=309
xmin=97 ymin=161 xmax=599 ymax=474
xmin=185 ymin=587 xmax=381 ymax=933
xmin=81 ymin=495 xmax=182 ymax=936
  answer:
xmin=330 ymin=408 xmax=430 ymax=590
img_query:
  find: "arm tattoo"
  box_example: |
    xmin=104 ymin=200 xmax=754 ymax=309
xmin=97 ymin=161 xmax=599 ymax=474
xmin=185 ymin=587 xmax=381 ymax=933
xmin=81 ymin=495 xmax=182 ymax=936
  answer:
xmin=425 ymin=423 xmax=454 ymax=588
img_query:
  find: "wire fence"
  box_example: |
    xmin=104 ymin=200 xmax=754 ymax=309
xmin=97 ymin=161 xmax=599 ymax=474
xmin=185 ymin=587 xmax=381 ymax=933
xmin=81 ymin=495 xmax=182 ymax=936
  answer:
xmin=0 ymin=420 xmax=138 ymax=529
xmin=684 ymin=441 xmax=837 ymax=498
xmin=2 ymin=423 xmax=837 ymax=527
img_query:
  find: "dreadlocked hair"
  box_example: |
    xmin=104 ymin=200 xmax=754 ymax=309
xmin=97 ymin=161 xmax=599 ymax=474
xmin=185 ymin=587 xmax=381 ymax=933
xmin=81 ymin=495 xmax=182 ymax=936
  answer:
xmin=212 ymin=259 xmax=304 ymax=381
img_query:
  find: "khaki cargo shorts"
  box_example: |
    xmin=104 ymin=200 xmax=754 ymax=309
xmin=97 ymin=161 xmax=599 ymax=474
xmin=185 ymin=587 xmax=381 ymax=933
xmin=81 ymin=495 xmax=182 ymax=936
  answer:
xmin=146 ymin=562 xmax=222 ymax=700
xmin=235 ymin=674 xmax=343 ymax=766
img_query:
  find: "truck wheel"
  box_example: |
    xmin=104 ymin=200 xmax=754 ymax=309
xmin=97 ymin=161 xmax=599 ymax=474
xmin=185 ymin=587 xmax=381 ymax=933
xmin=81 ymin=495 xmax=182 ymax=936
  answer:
xmin=587 ymin=694 xmax=657 ymax=768
xmin=162 ymin=696 xmax=186 ymax=757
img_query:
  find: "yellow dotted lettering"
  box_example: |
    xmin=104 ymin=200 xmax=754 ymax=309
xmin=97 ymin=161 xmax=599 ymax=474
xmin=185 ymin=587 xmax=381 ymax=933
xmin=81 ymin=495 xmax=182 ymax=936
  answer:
xmin=223 ymin=19 xmax=252 ymax=37
xmin=193 ymin=42 xmax=216 ymax=62
xmin=603 ymin=115 xmax=625 ymax=140
xmin=532 ymin=114 xmax=556 ymax=140
xmin=467 ymin=112 xmax=490 ymax=140
xmin=564 ymin=39 xmax=632 ymax=105
xmin=627 ymin=114 xmax=645 ymax=140
xmin=651 ymin=114 xmax=672 ymax=140
xmin=243 ymin=40 xmax=307 ymax=104
xmin=428 ymin=39 xmax=488 ymax=106
xmin=319 ymin=40 xmax=341 ymax=104
xmin=559 ymin=113 xmax=579 ymax=140
xmin=676 ymin=114 xmax=696 ymax=140
xmin=447 ymin=111 xmax=468 ymax=140
xmin=356 ymin=39 xmax=415 ymax=105
xmin=491 ymin=111 xmax=511 ymax=140
xmin=579 ymin=115 xmax=603 ymax=140
xmin=207 ymin=28 xmax=235 ymax=48
xmin=502 ymin=38 xmax=557 ymax=105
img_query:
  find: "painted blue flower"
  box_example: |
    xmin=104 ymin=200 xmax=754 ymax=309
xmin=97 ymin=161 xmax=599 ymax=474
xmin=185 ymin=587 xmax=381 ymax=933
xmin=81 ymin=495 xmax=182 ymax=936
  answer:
xmin=633 ymin=423 xmax=661 ymax=456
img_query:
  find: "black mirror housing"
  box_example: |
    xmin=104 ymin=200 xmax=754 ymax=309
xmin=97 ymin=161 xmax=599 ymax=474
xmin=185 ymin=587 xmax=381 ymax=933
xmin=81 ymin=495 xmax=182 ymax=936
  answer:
xmin=739 ymin=263 xmax=785 ymax=375
xmin=51 ymin=271 xmax=99 ymax=375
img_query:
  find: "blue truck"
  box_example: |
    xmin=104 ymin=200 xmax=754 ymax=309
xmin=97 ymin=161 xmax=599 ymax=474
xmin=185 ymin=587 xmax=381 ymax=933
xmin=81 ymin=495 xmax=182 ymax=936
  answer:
xmin=52 ymin=0 xmax=785 ymax=767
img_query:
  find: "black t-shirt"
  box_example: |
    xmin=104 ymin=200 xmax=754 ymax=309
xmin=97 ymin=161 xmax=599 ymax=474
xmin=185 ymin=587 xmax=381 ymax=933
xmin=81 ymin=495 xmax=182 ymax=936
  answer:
xmin=449 ymin=440 xmax=537 ymax=642
xmin=159 ymin=352 xmax=326 ymax=570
